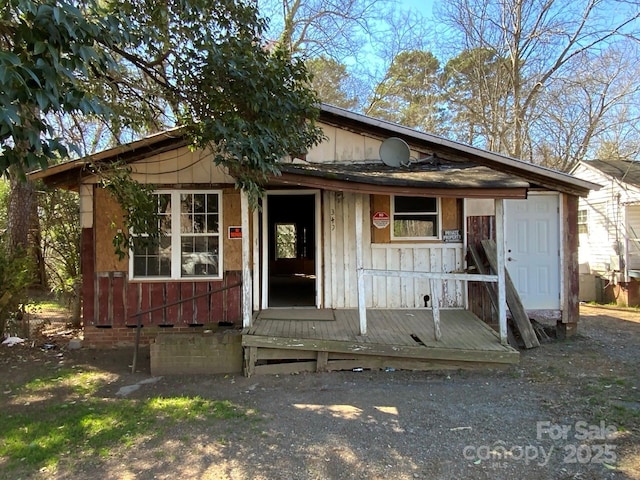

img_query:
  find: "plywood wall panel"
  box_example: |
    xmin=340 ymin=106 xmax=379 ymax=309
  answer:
xmin=223 ymin=189 xmax=242 ymax=271
xmin=94 ymin=188 xmax=127 ymax=272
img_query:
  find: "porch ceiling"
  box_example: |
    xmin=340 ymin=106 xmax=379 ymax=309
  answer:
xmin=271 ymin=161 xmax=529 ymax=199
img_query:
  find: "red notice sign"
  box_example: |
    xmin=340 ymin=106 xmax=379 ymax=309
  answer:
xmin=228 ymin=226 xmax=242 ymax=239
xmin=372 ymin=211 xmax=390 ymax=229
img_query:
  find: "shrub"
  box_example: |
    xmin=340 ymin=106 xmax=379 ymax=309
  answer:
xmin=0 ymin=243 xmax=33 ymax=338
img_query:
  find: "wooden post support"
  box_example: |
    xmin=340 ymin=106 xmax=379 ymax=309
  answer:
xmin=252 ymin=208 xmax=260 ymax=312
xmin=429 ymin=278 xmax=442 ymax=341
xmin=355 ymin=194 xmax=367 ymax=335
xmin=244 ymin=346 xmax=257 ymax=377
xmin=131 ymin=312 xmax=142 ymax=374
xmin=316 ymin=350 xmax=329 ymax=372
xmin=241 ymin=191 xmax=252 ymax=328
xmin=495 ymin=199 xmax=508 ymax=345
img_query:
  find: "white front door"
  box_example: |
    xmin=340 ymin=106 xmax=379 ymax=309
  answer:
xmin=504 ymin=193 xmax=561 ymax=310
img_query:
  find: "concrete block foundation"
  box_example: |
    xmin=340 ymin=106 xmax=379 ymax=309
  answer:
xmin=150 ymin=330 xmax=243 ymax=376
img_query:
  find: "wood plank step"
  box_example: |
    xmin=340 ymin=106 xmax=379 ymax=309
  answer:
xmin=242 ymin=335 xmax=520 ymax=364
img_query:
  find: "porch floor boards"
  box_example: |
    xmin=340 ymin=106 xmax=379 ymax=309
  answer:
xmin=242 ymin=309 xmax=520 ymax=376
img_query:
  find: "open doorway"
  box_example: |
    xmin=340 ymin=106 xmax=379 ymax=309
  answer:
xmin=266 ymin=193 xmax=317 ymax=307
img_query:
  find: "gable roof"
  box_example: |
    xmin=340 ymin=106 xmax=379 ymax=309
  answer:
xmin=30 ymin=104 xmax=599 ymax=196
xmin=573 ymin=160 xmax=640 ymax=188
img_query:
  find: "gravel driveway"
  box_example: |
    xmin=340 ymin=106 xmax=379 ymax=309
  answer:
xmin=3 ymin=305 xmax=639 ymax=479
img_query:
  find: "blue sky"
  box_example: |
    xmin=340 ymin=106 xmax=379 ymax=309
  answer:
xmin=399 ymin=0 xmax=435 ymax=15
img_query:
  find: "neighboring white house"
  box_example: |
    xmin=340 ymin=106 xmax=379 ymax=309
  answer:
xmin=571 ymin=160 xmax=640 ymax=305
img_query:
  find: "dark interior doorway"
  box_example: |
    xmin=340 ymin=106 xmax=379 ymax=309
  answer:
xmin=267 ymin=194 xmax=316 ymax=307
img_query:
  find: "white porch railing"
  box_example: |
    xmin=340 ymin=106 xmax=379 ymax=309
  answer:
xmin=355 ymin=195 xmax=508 ymax=345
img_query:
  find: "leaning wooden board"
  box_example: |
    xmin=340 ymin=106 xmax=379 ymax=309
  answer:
xmin=481 ymin=239 xmax=540 ymax=349
xmin=467 ymin=244 xmax=519 ymax=348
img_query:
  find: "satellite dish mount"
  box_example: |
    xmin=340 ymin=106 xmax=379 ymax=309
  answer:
xmin=379 ymin=137 xmax=411 ymax=167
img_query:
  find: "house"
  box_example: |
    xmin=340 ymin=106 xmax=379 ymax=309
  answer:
xmin=570 ymin=160 xmax=640 ymax=306
xmin=32 ymin=104 xmax=598 ymax=375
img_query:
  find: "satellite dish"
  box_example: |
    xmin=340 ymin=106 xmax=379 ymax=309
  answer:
xmin=379 ymin=137 xmax=411 ymax=167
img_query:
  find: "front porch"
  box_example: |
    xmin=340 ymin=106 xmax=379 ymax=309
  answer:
xmin=242 ymin=308 xmax=519 ymax=376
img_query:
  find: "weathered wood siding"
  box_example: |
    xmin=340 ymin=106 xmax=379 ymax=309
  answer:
xmin=466 ymin=216 xmax=496 ymax=326
xmin=128 ymin=146 xmax=235 ymax=185
xmin=308 ymin=122 xmax=424 ymax=163
xmin=368 ymin=244 xmax=464 ymax=308
xmin=89 ymin=272 xmax=242 ymax=327
xmin=563 ymin=194 xmax=580 ymax=327
xmin=80 ymin=150 xmax=245 ymax=337
xmin=322 ymin=191 xmax=465 ymax=308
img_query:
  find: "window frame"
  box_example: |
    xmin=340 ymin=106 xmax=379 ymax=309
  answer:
xmin=275 ymin=222 xmax=298 ymax=259
xmin=390 ymin=195 xmax=441 ymax=241
xmin=129 ymin=189 xmax=223 ymax=281
xmin=577 ymin=208 xmax=588 ymax=234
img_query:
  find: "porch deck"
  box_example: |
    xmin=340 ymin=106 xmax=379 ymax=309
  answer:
xmin=242 ymin=309 xmax=520 ymax=376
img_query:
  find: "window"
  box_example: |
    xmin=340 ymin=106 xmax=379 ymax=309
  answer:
xmin=392 ymin=196 xmax=440 ymax=240
xmin=578 ymin=209 xmax=588 ymax=234
xmin=275 ymin=223 xmax=297 ymax=259
xmin=131 ymin=190 xmax=222 ymax=279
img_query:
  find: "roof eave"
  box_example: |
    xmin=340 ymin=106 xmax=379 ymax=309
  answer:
xmin=28 ymin=128 xmax=188 ymax=188
xmin=270 ymin=171 xmax=529 ymax=199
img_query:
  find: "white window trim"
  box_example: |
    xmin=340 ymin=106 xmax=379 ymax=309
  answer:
xmin=391 ymin=195 xmax=441 ymax=241
xmin=577 ymin=208 xmax=588 ymax=231
xmin=129 ymin=189 xmax=223 ymax=281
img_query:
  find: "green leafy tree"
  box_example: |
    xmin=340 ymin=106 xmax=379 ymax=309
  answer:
xmin=366 ymin=50 xmax=446 ymax=134
xmin=0 ymin=0 xmax=323 ymax=219
xmin=306 ymin=56 xmax=358 ymax=109
xmin=1 ymin=0 xmax=323 ymax=322
xmin=442 ymin=48 xmax=511 ymax=149
xmin=0 ymin=240 xmax=32 ymax=337
xmin=261 ymin=0 xmax=434 ymax=111
xmin=38 ymin=186 xmax=81 ymax=325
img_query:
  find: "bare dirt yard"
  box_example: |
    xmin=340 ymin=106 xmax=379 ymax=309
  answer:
xmin=1 ymin=304 xmax=639 ymax=479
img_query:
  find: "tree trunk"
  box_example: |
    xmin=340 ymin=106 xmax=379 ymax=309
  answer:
xmin=30 ymin=192 xmax=47 ymax=289
xmin=7 ymin=172 xmax=46 ymax=289
xmin=7 ymin=174 xmax=35 ymax=254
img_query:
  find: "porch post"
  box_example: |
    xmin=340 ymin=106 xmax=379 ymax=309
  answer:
xmin=241 ymin=190 xmax=252 ymax=328
xmin=252 ymin=207 xmax=260 ymax=312
xmin=495 ymin=199 xmax=508 ymax=345
xmin=355 ymin=194 xmax=367 ymax=335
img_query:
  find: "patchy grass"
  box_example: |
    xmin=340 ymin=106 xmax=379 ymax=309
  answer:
xmin=0 ymin=368 xmax=252 ymax=477
xmin=581 ymin=376 xmax=640 ymax=432
xmin=26 ymin=300 xmax=67 ymax=312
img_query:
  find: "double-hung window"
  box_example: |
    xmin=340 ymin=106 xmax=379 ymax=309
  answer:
xmin=131 ymin=190 xmax=222 ymax=280
xmin=391 ymin=195 xmax=440 ymax=240
xmin=577 ymin=209 xmax=588 ymax=234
